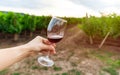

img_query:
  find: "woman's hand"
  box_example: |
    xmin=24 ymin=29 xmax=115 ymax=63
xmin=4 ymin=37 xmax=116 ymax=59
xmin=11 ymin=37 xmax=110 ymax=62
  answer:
xmin=25 ymin=36 xmax=56 ymax=56
xmin=0 ymin=36 xmax=56 ymax=70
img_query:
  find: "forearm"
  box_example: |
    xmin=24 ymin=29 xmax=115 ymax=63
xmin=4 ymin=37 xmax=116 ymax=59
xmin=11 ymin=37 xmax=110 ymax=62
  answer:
xmin=0 ymin=36 xmax=56 ymax=71
xmin=0 ymin=45 xmax=30 ymax=70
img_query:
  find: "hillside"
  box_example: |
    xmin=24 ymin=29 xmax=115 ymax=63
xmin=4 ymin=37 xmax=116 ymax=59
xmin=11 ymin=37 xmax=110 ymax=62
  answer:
xmin=0 ymin=25 xmax=120 ymax=75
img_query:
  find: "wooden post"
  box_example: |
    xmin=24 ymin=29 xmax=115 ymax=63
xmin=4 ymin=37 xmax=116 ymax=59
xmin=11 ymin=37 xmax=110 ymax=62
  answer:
xmin=14 ymin=33 xmax=19 ymax=41
xmin=30 ymin=31 xmax=33 ymax=37
xmin=99 ymin=32 xmax=110 ymax=48
xmin=89 ymin=35 xmax=93 ymax=44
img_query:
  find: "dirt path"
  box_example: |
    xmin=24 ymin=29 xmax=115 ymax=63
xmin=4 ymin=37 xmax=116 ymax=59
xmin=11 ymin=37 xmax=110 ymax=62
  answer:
xmin=0 ymin=25 xmax=120 ymax=75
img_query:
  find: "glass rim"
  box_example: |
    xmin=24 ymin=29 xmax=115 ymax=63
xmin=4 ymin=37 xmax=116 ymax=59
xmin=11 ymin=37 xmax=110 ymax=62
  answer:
xmin=52 ymin=16 xmax=67 ymax=23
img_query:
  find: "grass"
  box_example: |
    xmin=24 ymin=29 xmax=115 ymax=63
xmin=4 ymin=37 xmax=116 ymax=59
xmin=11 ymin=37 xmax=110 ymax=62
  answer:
xmin=53 ymin=65 xmax=62 ymax=71
xmin=12 ymin=72 xmax=20 ymax=75
xmin=61 ymin=73 xmax=68 ymax=75
xmin=92 ymin=51 xmax=120 ymax=68
xmin=0 ymin=69 xmax=8 ymax=75
xmin=31 ymin=65 xmax=39 ymax=70
xmin=89 ymin=49 xmax=120 ymax=75
xmin=68 ymin=69 xmax=81 ymax=75
xmin=55 ymin=74 xmax=60 ymax=75
xmin=107 ymin=60 xmax=120 ymax=68
xmin=102 ymin=67 xmax=119 ymax=75
xmin=53 ymin=69 xmax=82 ymax=75
xmin=31 ymin=65 xmax=49 ymax=70
xmin=41 ymin=67 xmax=48 ymax=70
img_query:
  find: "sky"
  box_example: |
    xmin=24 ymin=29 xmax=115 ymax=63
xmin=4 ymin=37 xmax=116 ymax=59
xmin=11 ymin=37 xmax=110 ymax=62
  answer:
xmin=0 ymin=0 xmax=120 ymax=17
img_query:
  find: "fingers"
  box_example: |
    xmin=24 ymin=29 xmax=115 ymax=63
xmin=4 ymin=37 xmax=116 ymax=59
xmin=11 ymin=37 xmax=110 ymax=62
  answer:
xmin=41 ymin=41 xmax=56 ymax=54
xmin=43 ymin=39 xmax=52 ymax=45
xmin=35 ymin=36 xmax=56 ymax=55
xmin=36 ymin=36 xmax=56 ymax=47
xmin=40 ymin=49 xmax=56 ymax=55
xmin=43 ymin=39 xmax=56 ymax=47
xmin=52 ymin=44 xmax=56 ymax=47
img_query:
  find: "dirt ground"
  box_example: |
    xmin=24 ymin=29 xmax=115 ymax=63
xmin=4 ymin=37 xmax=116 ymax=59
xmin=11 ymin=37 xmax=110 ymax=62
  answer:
xmin=0 ymin=25 xmax=120 ymax=75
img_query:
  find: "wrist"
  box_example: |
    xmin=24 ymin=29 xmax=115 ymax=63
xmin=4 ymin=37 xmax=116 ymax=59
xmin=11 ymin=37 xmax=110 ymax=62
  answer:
xmin=20 ymin=44 xmax=40 ymax=57
xmin=17 ymin=44 xmax=32 ymax=57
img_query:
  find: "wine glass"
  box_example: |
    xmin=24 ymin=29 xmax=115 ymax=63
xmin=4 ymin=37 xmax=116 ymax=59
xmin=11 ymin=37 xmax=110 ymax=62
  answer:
xmin=38 ymin=17 xmax=67 ymax=67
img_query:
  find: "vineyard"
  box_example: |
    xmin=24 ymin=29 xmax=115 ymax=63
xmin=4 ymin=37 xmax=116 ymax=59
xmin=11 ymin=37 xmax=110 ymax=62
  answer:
xmin=1 ymin=11 xmax=120 ymax=42
xmin=0 ymin=11 xmax=120 ymax=75
xmin=0 ymin=11 xmax=82 ymax=41
xmin=80 ymin=14 xmax=120 ymax=48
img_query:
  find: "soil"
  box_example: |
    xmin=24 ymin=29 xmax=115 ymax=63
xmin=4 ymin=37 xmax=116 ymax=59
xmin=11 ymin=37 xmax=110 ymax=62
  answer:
xmin=0 ymin=25 xmax=120 ymax=75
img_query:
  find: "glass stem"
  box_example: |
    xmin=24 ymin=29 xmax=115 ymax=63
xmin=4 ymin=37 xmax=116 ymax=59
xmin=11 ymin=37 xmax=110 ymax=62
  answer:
xmin=46 ymin=55 xmax=49 ymax=58
xmin=46 ymin=50 xmax=50 ymax=58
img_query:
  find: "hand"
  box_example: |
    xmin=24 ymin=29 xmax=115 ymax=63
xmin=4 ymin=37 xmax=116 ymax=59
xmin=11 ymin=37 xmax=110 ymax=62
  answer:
xmin=25 ymin=36 xmax=56 ymax=56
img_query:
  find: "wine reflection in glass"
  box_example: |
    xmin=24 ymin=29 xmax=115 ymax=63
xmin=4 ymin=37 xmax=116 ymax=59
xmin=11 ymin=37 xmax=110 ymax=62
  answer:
xmin=38 ymin=17 xmax=67 ymax=67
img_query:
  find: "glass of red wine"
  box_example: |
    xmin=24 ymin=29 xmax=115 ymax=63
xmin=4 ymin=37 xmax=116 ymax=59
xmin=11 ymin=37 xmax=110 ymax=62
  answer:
xmin=38 ymin=17 xmax=67 ymax=67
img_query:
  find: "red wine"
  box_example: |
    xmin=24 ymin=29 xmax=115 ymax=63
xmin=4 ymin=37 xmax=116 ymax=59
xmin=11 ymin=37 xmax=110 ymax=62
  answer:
xmin=47 ymin=35 xmax=63 ymax=43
